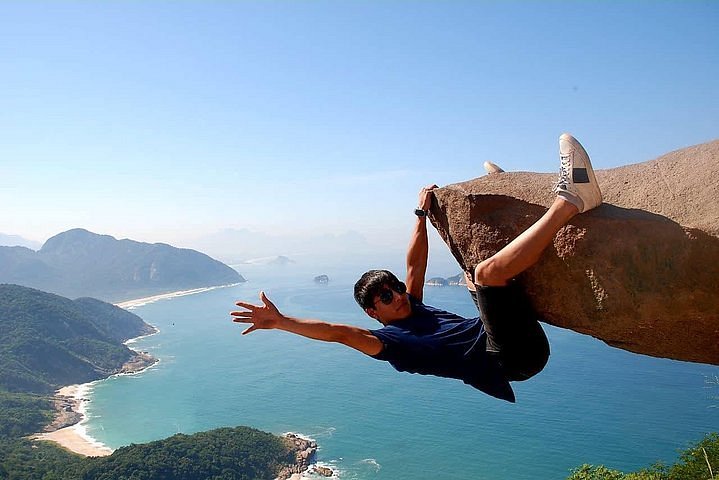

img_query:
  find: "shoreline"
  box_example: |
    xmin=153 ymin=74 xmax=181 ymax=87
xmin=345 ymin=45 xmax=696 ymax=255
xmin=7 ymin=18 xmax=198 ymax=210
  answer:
xmin=30 ymin=283 xmax=329 ymax=477
xmin=32 ymin=351 xmax=158 ymax=457
xmin=32 ymin=384 xmax=114 ymax=457
xmin=31 ymin=284 xmax=233 ymax=457
xmin=32 ymin=348 xmax=160 ymax=457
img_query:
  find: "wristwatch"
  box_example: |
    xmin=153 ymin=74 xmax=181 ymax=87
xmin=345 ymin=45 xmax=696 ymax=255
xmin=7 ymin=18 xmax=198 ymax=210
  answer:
xmin=414 ymin=208 xmax=428 ymax=217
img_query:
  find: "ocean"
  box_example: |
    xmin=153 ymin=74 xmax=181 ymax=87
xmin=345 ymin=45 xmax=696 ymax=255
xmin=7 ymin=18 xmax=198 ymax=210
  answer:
xmin=83 ymin=262 xmax=719 ymax=479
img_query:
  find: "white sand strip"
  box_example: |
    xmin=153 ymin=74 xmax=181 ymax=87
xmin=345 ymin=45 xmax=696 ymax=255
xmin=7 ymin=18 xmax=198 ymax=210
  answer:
xmin=33 ymin=383 xmax=113 ymax=457
xmin=115 ymin=283 xmax=241 ymax=310
xmin=34 ymin=426 xmax=113 ymax=457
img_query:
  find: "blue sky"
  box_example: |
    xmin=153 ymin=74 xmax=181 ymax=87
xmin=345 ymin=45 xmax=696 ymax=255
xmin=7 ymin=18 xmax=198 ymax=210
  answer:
xmin=1 ymin=1 xmax=717 ymax=264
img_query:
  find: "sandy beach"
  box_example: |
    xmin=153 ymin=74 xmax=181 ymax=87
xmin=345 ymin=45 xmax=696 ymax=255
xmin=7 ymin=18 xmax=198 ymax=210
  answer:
xmin=35 ymin=425 xmax=114 ymax=457
xmin=33 ymin=385 xmax=113 ymax=457
xmin=33 ymin=356 xmax=159 ymax=457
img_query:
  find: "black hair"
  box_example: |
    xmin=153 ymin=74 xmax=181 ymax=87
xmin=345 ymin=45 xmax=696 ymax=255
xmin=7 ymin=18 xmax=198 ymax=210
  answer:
xmin=353 ymin=269 xmax=406 ymax=310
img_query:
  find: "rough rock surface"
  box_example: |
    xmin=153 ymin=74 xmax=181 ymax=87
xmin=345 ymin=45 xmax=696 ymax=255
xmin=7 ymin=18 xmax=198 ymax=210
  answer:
xmin=313 ymin=465 xmax=334 ymax=477
xmin=429 ymin=140 xmax=719 ymax=365
xmin=276 ymin=434 xmax=318 ymax=480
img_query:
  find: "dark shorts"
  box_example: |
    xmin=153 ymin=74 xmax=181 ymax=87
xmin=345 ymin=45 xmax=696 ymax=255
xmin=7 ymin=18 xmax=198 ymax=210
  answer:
xmin=469 ymin=281 xmax=550 ymax=382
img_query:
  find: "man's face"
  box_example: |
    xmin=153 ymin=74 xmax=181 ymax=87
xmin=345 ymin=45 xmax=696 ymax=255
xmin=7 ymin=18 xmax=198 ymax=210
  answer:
xmin=365 ymin=285 xmax=411 ymax=324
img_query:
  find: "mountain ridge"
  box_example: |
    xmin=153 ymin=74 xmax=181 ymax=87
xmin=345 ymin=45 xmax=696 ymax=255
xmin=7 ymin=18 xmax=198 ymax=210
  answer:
xmin=0 ymin=228 xmax=245 ymax=302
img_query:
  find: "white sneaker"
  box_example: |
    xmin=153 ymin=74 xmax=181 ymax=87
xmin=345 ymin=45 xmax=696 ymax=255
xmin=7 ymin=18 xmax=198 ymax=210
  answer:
xmin=554 ymin=133 xmax=603 ymax=213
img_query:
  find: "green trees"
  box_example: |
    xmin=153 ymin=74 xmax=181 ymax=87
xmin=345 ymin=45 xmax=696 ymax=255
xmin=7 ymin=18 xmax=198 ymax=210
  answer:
xmin=568 ymin=433 xmax=719 ymax=480
xmin=0 ymin=284 xmax=154 ymax=393
xmin=81 ymin=427 xmax=293 ymax=480
xmin=0 ymin=427 xmax=295 ymax=480
xmin=0 ymin=391 xmax=53 ymax=439
xmin=0 ymin=439 xmax=84 ymax=480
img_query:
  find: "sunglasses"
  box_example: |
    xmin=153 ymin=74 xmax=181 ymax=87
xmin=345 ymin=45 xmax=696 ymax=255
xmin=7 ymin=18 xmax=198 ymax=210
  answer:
xmin=377 ymin=288 xmax=395 ymax=306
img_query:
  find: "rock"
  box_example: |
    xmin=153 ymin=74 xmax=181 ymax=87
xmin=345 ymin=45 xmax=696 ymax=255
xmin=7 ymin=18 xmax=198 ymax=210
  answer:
xmin=428 ymin=139 xmax=719 ymax=365
xmin=314 ymin=465 xmax=334 ymax=477
xmin=314 ymin=274 xmax=329 ymax=284
xmin=277 ymin=434 xmax=318 ymax=480
xmin=119 ymin=351 xmax=158 ymax=374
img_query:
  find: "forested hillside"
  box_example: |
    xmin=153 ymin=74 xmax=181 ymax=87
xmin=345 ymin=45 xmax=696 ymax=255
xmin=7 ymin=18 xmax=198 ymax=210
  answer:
xmin=1 ymin=427 xmax=294 ymax=480
xmin=0 ymin=284 xmax=156 ymax=393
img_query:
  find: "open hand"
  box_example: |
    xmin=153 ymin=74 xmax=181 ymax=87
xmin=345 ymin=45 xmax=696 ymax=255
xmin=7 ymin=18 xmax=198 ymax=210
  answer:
xmin=231 ymin=292 xmax=284 ymax=335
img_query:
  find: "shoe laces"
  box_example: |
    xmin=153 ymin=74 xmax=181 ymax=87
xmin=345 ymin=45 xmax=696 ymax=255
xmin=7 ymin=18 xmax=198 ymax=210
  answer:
xmin=554 ymin=153 xmax=572 ymax=191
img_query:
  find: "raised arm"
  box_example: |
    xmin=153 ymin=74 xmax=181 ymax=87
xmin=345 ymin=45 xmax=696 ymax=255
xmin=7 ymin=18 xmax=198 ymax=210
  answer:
xmin=231 ymin=292 xmax=383 ymax=356
xmin=405 ymin=184 xmax=437 ymax=301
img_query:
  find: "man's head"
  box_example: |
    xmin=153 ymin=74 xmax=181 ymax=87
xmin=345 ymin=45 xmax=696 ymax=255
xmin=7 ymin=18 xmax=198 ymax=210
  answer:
xmin=354 ymin=270 xmax=411 ymax=324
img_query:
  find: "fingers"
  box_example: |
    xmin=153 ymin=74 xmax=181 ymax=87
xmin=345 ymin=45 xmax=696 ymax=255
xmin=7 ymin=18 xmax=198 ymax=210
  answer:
xmin=235 ymin=301 xmax=256 ymax=310
xmin=419 ymin=184 xmax=438 ymax=210
xmin=234 ymin=292 xmax=274 ymax=311
xmin=260 ymin=291 xmax=275 ymax=307
xmin=232 ymin=292 xmax=277 ymax=335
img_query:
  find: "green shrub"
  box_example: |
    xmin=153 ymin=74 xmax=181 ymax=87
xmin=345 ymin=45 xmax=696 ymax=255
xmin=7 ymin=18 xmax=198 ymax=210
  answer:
xmin=568 ymin=433 xmax=719 ymax=480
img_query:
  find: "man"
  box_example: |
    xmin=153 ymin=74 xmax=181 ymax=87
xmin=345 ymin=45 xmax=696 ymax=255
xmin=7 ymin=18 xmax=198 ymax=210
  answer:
xmin=231 ymin=133 xmax=602 ymax=402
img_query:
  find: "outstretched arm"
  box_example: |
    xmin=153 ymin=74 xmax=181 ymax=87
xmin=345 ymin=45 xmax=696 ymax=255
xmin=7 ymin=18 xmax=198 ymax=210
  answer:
xmin=405 ymin=184 xmax=437 ymax=301
xmin=231 ymin=292 xmax=383 ymax=356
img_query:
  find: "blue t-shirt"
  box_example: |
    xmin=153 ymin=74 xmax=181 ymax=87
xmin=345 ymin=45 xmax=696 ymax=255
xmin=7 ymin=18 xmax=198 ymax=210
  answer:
xmin=370 ymin=295 xmax=515 ymax=403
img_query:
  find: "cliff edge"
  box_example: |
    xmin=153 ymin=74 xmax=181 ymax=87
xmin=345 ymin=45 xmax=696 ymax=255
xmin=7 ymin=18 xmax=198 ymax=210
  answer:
xmin=429 ymin=139 xmax=719 ymax=365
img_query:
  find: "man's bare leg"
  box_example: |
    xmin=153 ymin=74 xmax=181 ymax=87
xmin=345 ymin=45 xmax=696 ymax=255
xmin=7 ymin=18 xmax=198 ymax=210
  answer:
xmin=474 ymin=133 xmax=602 ymax=287
xmin=474 ymin=197 xmax=577 ymax=286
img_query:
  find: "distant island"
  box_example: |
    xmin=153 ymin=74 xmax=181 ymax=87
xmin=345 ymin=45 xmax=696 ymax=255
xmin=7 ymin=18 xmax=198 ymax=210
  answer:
xmin=0 ymin=228 xmax=245 ymax=302
xmin=268 ymin=255 xmax=295 ymax=266
xmin=425 ymin=272 xmax=466 ymax=287
xmin=314 ymin=274 xmax=329 ymax=284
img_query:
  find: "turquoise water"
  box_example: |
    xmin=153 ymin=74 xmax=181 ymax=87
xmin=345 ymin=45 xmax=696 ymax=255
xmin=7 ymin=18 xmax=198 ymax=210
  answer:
xmin=85 ymin=263 xmax=719 ymax=479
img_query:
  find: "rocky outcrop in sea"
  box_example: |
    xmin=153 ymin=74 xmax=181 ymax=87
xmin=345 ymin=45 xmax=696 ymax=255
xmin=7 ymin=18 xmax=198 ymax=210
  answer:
xmin=277 ymin=433 xmax=334 ymax=479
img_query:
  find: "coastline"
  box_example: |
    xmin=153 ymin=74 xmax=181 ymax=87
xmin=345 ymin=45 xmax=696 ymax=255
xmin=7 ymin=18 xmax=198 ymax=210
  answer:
xmin=33 ymin=282 xmax=326 ymax=477
xmin=32 ymin=384 xmax=114 ymax=457
xmin=32 ymin=347 xmax=159 ymax=457
xmin=29 ymin=284 xmax=234 ymax=457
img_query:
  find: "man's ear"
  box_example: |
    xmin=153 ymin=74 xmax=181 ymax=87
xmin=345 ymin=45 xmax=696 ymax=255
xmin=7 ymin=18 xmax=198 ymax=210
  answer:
xmin=365 ymin=308 xmax=379 ymax=320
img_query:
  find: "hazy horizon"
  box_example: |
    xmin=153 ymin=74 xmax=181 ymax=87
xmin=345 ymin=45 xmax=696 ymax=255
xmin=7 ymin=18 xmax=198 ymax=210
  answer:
xmin=0 ymin=225 xmax=461 ymax=280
